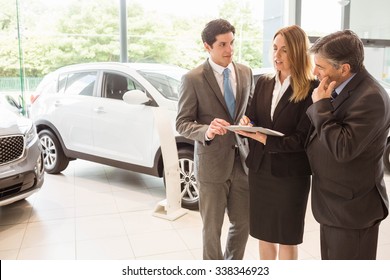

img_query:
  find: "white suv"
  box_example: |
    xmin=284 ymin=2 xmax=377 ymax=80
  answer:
xmin=30 ymin=62 xmax=198 ymax=210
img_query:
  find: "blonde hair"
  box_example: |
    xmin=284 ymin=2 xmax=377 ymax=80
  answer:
xmin=274 ymin=25 xmax=314 ymax=102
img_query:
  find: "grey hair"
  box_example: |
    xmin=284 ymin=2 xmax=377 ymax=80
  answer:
xmin=309 ymin=30 xmax=364 ymax=73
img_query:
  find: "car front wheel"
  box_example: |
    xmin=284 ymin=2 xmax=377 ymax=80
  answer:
xmin=384 ymin=141 xmax=390 ymax=172
xmin=177 ymin=147 xmax=199 ymax=210
xmin=38 ymin=129 xmax=69 ymax=174
xmin=162 ymin=147 xmax=199 ymax=210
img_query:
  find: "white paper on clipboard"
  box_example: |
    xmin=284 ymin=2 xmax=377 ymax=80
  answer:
xmin=225 ymin=125 xmax=285 ymax=136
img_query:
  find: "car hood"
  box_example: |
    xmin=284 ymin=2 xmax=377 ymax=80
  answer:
xmin=0 ymin=107 xmax=32 ymax=135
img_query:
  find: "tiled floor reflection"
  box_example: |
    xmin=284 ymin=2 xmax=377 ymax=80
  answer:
xmin=1 ymin=160 xmax=390 ymax=260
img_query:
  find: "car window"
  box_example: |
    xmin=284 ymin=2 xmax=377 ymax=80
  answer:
xmin=58 ymin=73 xmax=67 ymax=93
xmin=103 ymin=72 xmax=144 ymax=100
xmin=37 ymin=74 xmax=57 ymax=95
xmin=137 ymin=70 xmax=184 ymax=101
xmin=60 ymin=71 xmax=97 ymax=96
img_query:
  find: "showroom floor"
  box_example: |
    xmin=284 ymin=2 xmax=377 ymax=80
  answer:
xmin=1 ymin=159 xmax=390 ymax=260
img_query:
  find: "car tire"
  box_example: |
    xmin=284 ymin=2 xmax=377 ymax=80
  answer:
xmin=163 ymin=147 xmax=199 ymax=210
xmin=384 ymin=141 xmax=390 ymax=172
xmin=38 ymin=129 xmax=69 ymax=174
xmin=177 ymin=147 xmax=199 ymax=210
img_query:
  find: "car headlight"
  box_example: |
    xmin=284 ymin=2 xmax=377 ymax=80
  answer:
xmin=25 ymin=123 xmax=38 ymax=146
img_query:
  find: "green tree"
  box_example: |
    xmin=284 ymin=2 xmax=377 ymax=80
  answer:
xmin=54 ymin=0 xmax=121 ymax=66
xmin=126 ymin=9 xmax=174 ymax=64
xmin=0 ymin=0 xmax=264 ymax=78
xmin=0 ymin=0 xmax=21 ymax=76
xmin=219 ymin=0 xmax=263 ymax=68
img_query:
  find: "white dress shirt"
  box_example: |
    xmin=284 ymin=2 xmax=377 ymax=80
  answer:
xmin=271 ymin=73 xmax=290 ymax=120
xmin=205 ymin=58 xmax=237 ymax=141
xmin=208 ymin=58 xmax=237 ymax=99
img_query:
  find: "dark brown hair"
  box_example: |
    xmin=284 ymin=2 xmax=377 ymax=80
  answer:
xmin=201 ymin=19 xmax=235 ymax=47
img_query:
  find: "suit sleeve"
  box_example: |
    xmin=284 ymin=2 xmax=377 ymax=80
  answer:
xmin=306 ymin=89 xmax=387 ymax=162
xmin=176 ymin=73 xmax=208 ymax=145
xmin=265 ymin=95 xmax=313 ymax=153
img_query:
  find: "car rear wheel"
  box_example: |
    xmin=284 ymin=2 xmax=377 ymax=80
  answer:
xmin=38 ymin=129 xmax=69 ymax=174
xmin=384 ymin=141 xmax=390 ymax=172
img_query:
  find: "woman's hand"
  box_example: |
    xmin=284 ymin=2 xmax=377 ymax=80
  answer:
xmin=236 ymin=115 xmax=266 ymax=144
xmin=239 ymin=115 xmax=253 ymax=126
xmin=236 ymin=130 xmax=267 ymax=145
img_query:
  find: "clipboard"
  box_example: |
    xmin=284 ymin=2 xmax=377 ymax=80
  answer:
xmin=225 ymin=125 xmax=285 ymax=137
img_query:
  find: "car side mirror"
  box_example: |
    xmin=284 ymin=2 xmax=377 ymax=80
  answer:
xmin=122 ymin=90 xmax=151 ymax=105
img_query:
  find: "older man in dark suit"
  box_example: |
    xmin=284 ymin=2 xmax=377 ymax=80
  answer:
xmin=176 ymin=19 xmax=254 ymax=260
xmin=306 ymin=30 xmax=390 ymax=259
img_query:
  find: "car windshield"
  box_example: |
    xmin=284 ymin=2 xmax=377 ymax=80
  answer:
xmin=137 ymin=68 xmax=187 ymax=101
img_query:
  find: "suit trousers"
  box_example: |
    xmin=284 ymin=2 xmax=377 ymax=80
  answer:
xmin=320 ymin=222 xmax=380 ymax=260
xmin=198 ymin=154 xmax=249 ymax=260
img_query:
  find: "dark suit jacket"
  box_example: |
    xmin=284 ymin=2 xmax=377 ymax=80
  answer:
xmin=245 ymin=74 xmax=316 ymax=177
xmin=176 ymin=59 xmax=254 ymax=183
xmin=306 ymin=68 xmax=390 ymax=229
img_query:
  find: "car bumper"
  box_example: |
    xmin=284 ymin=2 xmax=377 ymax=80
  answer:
xmin=0 ymin=141 xmax=45 ymax=207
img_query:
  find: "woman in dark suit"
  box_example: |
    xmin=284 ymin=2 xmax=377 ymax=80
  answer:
xmin=237 ymin=25 xmax=317 ymax=259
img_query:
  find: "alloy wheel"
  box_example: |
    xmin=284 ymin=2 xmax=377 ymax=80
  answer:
xmin=40 ymin=134 xmax=58 ymax=170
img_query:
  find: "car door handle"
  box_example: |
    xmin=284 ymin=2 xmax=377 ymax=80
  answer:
xmin=94 ymin=107 xmax=106 ymax=113
xmin=54 ymin=101 xmax=62 ymax=107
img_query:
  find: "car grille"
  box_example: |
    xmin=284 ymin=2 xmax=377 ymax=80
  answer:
xmin=0 ymin=135 xmax=25 ymax=165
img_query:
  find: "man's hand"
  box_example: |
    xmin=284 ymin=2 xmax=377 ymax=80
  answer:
xmin=312 ymin=77 xmax=337 ymax=103
xmin=206 ymin=118 xmax=230 ymax=140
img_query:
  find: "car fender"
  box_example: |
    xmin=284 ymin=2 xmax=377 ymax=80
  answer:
xmin=34 ymin=119 xmax=73 ymax=158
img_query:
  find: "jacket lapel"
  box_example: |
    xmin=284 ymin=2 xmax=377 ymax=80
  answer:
xmin=261 ymin=77 xmax=275 ymax=128
xmin=203 ymin=60 xmax=230 ymax=116
xmin=308 ymin=69 xmax=369 ymax=144
xmin=233 ymin=62 xmax=242 ymax=122
xmin=332 ymin=69 xmax=368 ymax=109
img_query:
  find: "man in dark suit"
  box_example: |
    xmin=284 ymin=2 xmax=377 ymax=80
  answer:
xmin=176 ymin=19 xmax=254 ymax=259
xmin=306 ymin=30 xmax=390 ymax=259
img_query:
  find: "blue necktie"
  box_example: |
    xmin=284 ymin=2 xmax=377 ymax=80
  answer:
xmin=223 ymin=68 xmax=235 ymax=119
xmin=331 ymin=89 xmax=338 ymax=101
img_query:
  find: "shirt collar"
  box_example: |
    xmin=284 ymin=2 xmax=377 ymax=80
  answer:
xmin=275 ymin=72 xmax=291 ymax=85
xmin=335 ymin=73 xmax=356 ymax=94
xmin=208 ymin=58 xmax=233 ymax=75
